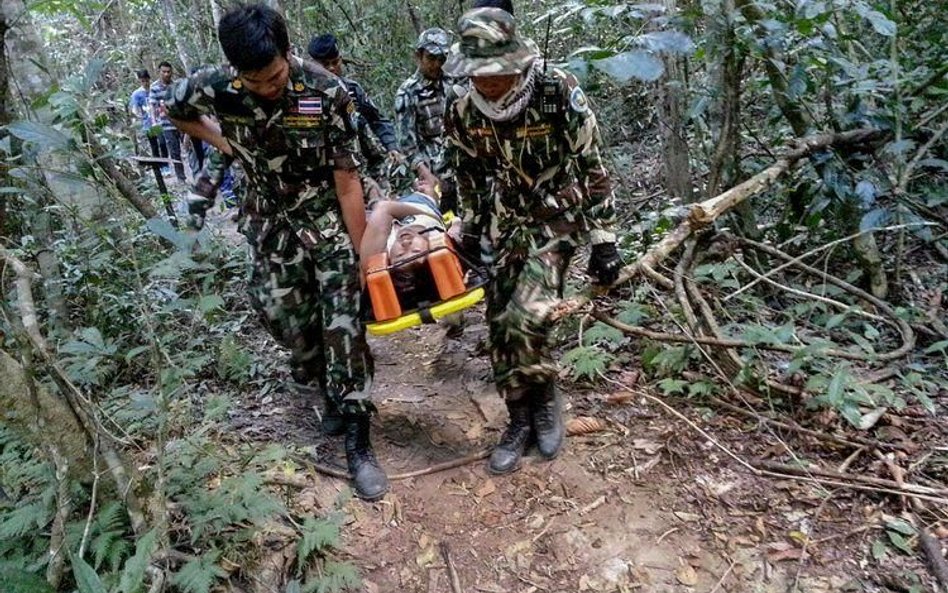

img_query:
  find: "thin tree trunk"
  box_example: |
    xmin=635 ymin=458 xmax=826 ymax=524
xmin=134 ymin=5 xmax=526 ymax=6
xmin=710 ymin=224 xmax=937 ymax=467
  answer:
xmin=659 ymin=0 xmax=694 ymax=202
xmin=161 ymin=0 xmax=190 ymax=73
xmin=407 ymin=1 xmax=423 ymax=35
xmin=209 ymin=0 xmax=222 ymax=29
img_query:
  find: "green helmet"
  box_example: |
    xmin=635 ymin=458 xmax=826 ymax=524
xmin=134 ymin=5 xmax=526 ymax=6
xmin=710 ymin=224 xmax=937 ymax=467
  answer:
xmin=415 ymin=27 xmax=451 ymax=55
xmin=443 ymin=8 xmax=539 ymax=77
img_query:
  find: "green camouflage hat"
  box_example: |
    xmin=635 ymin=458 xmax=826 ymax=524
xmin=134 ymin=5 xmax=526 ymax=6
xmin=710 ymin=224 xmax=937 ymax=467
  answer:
xmin=443 ymin=8 xmax=539 ymax=77
xmin=416 ymin=27 xmax=451 ymax=55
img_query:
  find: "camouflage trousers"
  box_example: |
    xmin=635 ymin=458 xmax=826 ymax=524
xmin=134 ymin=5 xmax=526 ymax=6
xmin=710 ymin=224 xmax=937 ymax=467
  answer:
xmin=486 ymin=244 xmax=573 ymax=401
xmin=241 ymin=209 xmax=375 ymax=417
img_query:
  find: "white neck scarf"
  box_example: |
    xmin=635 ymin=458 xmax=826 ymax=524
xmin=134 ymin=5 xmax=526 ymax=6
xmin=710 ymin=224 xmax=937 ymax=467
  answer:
xmin=471 ymin=59 xmax=541 ymax=122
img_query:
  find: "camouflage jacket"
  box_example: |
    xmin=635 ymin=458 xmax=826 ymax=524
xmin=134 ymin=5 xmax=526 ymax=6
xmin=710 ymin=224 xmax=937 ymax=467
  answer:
xmin=445 ymin=68 xmax=617 ymax=263
xmin=166 ymin=57 xmax=360 ymax=222
xmin=394 ymin=71 xmax=467 ymax=172
xmin=343 ymin=76 xmax=397 ymax=152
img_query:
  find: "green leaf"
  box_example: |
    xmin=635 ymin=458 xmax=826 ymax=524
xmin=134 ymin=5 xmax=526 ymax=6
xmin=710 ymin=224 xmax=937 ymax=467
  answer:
xmin=0 ymin=567 xmax=57 ymax=593
xmin=72 ymin=554 xmax=108 ymax=593
xmin=887 ymin=531 xmax=914 ymax=555
xmin=5 ymin=121 xmax=72 ymax=150
xmin=582 ymin=322 xmax=626 ymax=348
xmin=885 ymin=519 xmax=917 ymax=536
xmin=561 ymin=346 xmax=613 ymax=381
xmin=198 ymin=294 xmax=225 ymax=313
xmin=922 ymin=339 xmax=948 ymax=355
xmin=592 ymin=50 xmax=664 ymax=83
xmin=636 ymin=31 xmax=695 ymax=55
xmin=119 ymin=529 xmax=158 ymax=593
xmin=862 ymin=9 xmax=896 ymax=36
xmin=870 ymin=538 xmax=887 ymax=560
xmin=298 ymin=517 xmax=340 ymax=567
xmin=657 ymin=378 xmax=688 ymax=395
xmin=171 ymin=552 xmax=227 ymax=593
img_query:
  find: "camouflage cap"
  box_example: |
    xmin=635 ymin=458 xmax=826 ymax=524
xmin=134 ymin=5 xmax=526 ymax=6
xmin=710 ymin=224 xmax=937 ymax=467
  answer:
xmin=416 ymin=27 xmax=451 ymax=55
xmin=443 ymin=7 xmax=539 ymax=77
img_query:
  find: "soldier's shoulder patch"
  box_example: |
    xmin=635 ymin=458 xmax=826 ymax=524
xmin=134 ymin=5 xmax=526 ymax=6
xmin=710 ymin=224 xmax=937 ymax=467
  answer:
xmin=231 ymin=78 xmax=242 ymax=90
xmin=569 ymin=87 xmax=589 ymax=114
xmin=346 ymin=101 xmax=356 ymax=114
xmin=294 ymin=82 xmax=305 ymax=92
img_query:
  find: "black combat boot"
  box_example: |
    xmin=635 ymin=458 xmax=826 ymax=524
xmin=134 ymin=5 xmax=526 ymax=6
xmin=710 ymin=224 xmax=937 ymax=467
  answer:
xmin=488 ymin=398 xmax=532 ymax=475
xmin=530 ymin=382 xmax=564 ymax=460
xmin=344 ymin=415 xmax=389 ymax=501
xmin=321 ymin=399 xmax=345 ymax=436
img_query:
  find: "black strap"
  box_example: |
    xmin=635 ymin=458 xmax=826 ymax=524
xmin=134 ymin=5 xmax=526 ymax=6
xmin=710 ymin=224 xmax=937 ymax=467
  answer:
xmin=418 ymin=307 xmax=436 ymax=324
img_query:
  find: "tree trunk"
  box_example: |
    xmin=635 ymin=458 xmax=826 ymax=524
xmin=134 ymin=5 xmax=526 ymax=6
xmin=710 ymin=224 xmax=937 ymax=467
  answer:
xmin=407 ymin=1 xmax=423 ymax=35
xmin=658 ymin=0 xmax=694 ymax=202
xmin=161 ymin=0 xmax=190 ymax=74
xmin=209 ymin=0 xmax=222 ymax=30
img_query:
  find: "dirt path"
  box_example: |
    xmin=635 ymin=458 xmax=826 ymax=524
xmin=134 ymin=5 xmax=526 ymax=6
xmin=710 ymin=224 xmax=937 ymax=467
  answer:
xmin=255 ymin=315 xmax=825 ymax=593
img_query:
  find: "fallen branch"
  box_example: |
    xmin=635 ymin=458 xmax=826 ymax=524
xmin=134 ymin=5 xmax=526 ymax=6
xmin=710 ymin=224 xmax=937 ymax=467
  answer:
xmin=750 ymin=459 xmax=948 ymax=498
xmin=440 ymin=542 xmax=464 ymax=593
xmin=554 ymin=128 xmax=886 ymax=320
xmin=304 ymin=449 xmax=492 ymax=482
xmin=738 ymin=237 xmax=915 ymax=361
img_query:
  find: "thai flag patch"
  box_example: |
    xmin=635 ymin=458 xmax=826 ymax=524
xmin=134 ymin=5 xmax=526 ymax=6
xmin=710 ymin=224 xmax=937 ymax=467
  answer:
xmin=298 ymin=97 xmax=322 ymax=115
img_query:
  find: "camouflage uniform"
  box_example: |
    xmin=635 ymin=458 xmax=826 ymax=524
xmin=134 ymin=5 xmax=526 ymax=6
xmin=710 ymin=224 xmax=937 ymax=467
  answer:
xmin=166 ymin=57 xmax=374 ymax=416
xmin=342 ymin=76 xmax=394 ymax=196
xmin=394 ymin=70 xmax=466 ymax=175
xmin=445 ymin=42 xmax=617 ymax=402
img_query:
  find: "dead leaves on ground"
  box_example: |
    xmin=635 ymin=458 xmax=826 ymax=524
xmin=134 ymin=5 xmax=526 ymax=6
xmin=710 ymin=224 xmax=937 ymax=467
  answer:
xmin=566 ymin=416 xmax=609 ymax=436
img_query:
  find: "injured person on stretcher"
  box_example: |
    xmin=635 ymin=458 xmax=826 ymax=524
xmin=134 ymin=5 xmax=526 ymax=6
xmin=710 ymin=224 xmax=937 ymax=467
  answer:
xmin=359 ymin=177 xmax=483 ymax=330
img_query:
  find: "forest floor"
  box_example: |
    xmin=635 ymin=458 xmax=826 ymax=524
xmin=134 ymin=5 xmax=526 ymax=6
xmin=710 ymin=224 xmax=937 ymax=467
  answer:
xmin=195 ymin=137 xmax=946 ymax=592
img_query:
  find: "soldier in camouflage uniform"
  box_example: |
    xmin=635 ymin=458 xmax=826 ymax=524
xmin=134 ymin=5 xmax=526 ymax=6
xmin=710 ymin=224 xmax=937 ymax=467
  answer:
xmin=165 ymin=4 xmax=387 ymax=500
xmin=443 ymin=8 xmax=623 ymax=474
xmin=308 ymin=34 xmax=400 ymax=202
xmin=394 ymin=28 xmax=467 ymax=211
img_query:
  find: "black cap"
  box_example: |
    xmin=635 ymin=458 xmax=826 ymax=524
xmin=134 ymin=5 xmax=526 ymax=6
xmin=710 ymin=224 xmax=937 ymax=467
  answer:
xmin=308 ymin=34 xmax=340 ymax=60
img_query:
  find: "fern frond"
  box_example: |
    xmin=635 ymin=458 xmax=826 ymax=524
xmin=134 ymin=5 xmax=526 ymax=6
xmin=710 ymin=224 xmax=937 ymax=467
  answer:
xmin=297 ymin=517 xmax=340 ymax=567
xmin=171 ymin=551 xmax=227 ymax=593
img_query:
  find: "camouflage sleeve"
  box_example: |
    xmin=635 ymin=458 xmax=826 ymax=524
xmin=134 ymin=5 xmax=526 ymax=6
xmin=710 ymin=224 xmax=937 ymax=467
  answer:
xmin=165 ymin=68 xmax=223 ymax=121
xmin=444 ymin=104 xmax=490 ymax=240
xmin=353 ymin=82 xmax=398 ymax=152
xmin=562 ymin=74 xmax=617 ymax=245
xmin=394 ymin=85 xmax=422 ymax=168
xmin=326 ymin=85 xmax=361 ymax=171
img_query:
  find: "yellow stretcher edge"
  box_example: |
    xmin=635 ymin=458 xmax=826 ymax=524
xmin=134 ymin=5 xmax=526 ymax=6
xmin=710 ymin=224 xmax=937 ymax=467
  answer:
xmin=367 ymin=287 xmax=485 ymax=336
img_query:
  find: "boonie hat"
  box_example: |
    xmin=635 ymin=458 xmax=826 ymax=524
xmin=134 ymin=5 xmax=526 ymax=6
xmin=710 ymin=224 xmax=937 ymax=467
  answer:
xmin=443 ymin=8 xmax=539 ymax=77
xmin=416 ymin=28 xmax=451 ymax=55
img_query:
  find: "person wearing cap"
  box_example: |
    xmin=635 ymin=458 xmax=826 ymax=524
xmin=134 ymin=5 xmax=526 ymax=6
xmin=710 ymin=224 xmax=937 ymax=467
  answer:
xmin=308 ymin=33 xmax=400 ymax=202
xmin=394 ymin=27 xmax=467 ymax=210
xmin=443 ymin=8 xmax=623 ymax=474
xmin=165 ymin=4 xmax=388 ymax=501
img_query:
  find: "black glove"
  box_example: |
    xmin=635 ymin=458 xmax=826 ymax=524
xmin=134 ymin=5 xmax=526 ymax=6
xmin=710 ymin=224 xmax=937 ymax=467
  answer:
xmin=587 ymin=242 xmax=622 ymax=286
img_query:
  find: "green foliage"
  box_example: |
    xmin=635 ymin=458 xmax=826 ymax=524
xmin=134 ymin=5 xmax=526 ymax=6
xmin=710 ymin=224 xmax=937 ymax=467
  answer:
xmin=298 ymin=516 xmax=341 ymax=568
xmin=217 ymin=336 xmax=253 ymax=383
xmin=171 ymin=551 xmax=229 ymax=593
xmin=118 ymin=529 xmax=157 ymax=593
xmin=71 ymin=553 xmax=109 ymax=593
xmin=642 ymin=343 xmax=694 ymax=378
xmin=561 ymin=345 xmax=614 ymax=381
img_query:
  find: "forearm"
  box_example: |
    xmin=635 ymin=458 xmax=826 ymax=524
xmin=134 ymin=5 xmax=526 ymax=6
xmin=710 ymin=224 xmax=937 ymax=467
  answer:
xmin=169 ymin=116 xmax=230 ymax=156
xmin=334 ymin=168 xmax=367 ymax=249
xmin=360 ymin=211 xmax=396 ymax=273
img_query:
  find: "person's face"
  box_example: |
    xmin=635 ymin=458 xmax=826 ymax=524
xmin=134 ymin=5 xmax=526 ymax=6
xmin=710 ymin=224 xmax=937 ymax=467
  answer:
xmin=159 ymin=66 xmax=173 ymax=84
xmin=417 ymin=50 xmax=445 ymax=80
xmin=319 ymin=56 xmax=344 ymax=77
xmin=138 ymin=76 xmax=150 ymax=89
xmin=389 ymin=227 xmax=430 ymax=264
xmin=239 ymin=54 xmax=291 ymax=101
xmin=472 ymin=74 xmax=520 ymax=101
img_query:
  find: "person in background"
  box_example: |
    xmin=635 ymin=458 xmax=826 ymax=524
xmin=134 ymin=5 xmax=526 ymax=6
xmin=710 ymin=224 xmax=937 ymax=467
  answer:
xmin=150 ymin=60 xmax=187 ymax=182
xmin=166 ymin=4 xmax=387 ymax=501
xmin=308 ymin=34 xmax=401 ymax=203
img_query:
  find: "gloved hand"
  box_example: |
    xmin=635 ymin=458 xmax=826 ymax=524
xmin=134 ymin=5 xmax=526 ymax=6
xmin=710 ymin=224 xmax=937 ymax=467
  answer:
xmin=587 ymin=242 xmax=622 ymax=286
xmin=184 ymin=193 xmax=212 ymax=231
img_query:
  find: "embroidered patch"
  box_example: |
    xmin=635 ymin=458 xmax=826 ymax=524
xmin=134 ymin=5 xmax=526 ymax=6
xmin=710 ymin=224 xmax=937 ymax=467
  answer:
xmin=516 ymin=124 xmax=553 ymax=139
xmin=569 ymin=87 xmax=589 ymax=113
xmin=346 ymin=101 xmax=356 ymax=114
xmin=284 ymin=115 xmax=322 ymax=128
xmin=469 ymin=127 xmax=494 ymax=138
xmin=298 ymin=97 xmax=322 ymax=115
xmin=231 ymin=78 xmax=243 ymax=90
xmin=294 ymin=82 xmax=305 ymax=92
